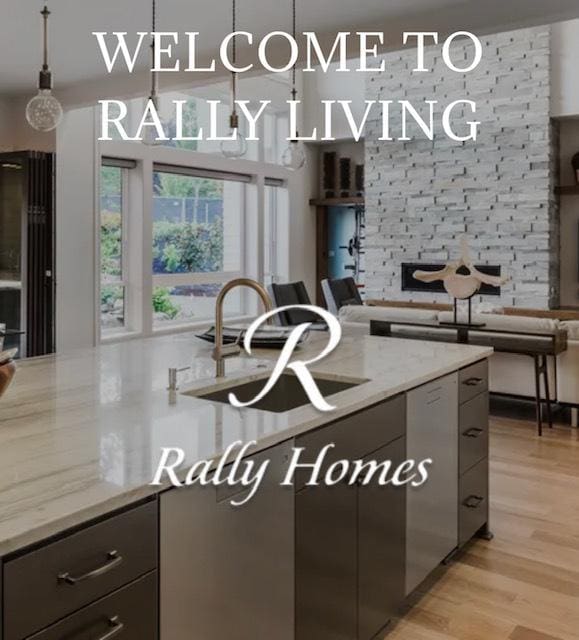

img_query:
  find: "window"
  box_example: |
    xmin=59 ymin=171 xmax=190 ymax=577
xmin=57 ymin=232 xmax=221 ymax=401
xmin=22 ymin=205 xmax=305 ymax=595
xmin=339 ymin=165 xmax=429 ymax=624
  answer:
xmin=99 ymin=163 xmax=127 ymax=335
xmin=264 ymin=179 xmax=289 ymax=285
xmin=152 ymin=166 xmax=248 ymax=327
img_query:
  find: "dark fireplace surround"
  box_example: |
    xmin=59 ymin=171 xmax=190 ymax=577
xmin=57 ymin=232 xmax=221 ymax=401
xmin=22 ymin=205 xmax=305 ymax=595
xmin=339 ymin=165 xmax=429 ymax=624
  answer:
xmin=401 ymin=263 xmax=502 ymax=297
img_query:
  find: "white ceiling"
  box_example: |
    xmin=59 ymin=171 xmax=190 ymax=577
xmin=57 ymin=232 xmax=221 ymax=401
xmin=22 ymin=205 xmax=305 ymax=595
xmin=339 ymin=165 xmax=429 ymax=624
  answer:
xmin=2 ymin=0 xmax=579 ymax=99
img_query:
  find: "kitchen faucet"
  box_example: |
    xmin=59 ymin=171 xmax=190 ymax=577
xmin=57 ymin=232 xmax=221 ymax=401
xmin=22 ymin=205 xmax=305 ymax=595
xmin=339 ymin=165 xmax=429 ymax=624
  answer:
xmin=213 ymin=278 xmax=273 ymax=378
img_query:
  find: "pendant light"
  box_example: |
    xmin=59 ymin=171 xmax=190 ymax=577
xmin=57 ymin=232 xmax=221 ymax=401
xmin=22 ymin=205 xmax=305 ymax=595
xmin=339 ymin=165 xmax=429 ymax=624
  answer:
xmin=143 ymin=0 xmax=163 ymax=146
xmin=26 ymin=5 xmax=63 ymax=132
xmin=281 ymin=0 xmax=306 ymax=171
xmin=220 ymin=0 xmax=247 ymax=159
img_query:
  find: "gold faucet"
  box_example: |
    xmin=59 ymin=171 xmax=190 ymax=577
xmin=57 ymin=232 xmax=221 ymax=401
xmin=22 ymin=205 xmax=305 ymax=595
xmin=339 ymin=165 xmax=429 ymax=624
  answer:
xmin=213 ymin=278 xmax=273 ymax=378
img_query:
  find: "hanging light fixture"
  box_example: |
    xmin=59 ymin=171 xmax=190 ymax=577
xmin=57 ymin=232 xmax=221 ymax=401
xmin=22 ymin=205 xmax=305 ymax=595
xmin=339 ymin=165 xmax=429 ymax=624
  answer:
xmin=220 ymin=0 xmax=247 ymax=159
xmin=143 ymin=0 xmax=163 ymax=146
xmin=26 ymin=5 xmax=63 ymax=132
xmin=281 ymin=0 xmax=306 ymax=171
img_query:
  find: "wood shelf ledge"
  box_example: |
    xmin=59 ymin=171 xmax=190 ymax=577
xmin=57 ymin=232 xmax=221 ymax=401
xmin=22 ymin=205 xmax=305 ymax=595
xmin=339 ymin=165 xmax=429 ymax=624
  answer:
xmin=555 ymin=185 xmax=579 ymax=196
xmin=309 ymin=197 xmax=365 ymax=207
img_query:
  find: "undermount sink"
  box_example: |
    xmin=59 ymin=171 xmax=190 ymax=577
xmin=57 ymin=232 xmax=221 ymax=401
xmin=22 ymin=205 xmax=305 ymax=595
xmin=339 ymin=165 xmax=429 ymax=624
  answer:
xmin=185 ymin=373 xmax=364 ymax=413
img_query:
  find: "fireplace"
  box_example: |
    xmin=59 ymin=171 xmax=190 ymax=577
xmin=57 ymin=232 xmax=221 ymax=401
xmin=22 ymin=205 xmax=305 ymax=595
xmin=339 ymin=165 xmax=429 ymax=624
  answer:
xmin=401 ymin=263 xmax=502 ymax=296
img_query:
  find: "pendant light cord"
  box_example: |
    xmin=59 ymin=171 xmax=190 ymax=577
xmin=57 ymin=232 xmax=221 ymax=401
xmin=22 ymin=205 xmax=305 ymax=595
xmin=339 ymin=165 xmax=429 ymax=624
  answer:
xmin=41 ymin=6 xmax=50 ymax=70
xmin=230 ymin=0 xmax=238 ymax=115
xmin=150 ymin=0 xmax=158 ymax=98
xmin=291 ymin=0 xmax=297 ymax=100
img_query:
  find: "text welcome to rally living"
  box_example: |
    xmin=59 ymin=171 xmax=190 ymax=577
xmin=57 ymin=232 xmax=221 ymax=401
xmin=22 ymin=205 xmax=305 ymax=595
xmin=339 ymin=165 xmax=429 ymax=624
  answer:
xmin=94 ymin=30 xmax=484 ymax=143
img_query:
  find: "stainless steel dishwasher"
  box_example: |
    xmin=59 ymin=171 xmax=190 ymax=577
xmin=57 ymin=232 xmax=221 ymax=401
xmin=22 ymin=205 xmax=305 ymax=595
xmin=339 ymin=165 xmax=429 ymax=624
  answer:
xmin=405 ymin=372 xmax=459 ymax=595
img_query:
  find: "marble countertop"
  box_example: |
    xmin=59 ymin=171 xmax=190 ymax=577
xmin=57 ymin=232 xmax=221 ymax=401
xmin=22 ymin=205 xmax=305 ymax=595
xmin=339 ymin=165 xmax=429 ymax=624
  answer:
xmin=0 ymin=330 xmax=492 ymax=556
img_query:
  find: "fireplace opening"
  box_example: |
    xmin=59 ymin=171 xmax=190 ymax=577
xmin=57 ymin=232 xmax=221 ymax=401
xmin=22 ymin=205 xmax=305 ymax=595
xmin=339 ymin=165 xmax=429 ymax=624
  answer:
xmin=401 ymin=263 xmax=502 ymax=296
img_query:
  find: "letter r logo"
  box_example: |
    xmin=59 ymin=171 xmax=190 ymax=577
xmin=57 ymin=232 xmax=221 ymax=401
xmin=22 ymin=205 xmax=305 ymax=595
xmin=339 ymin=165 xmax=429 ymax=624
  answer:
xmin=228 ymin=305 xmax=342 ymax=412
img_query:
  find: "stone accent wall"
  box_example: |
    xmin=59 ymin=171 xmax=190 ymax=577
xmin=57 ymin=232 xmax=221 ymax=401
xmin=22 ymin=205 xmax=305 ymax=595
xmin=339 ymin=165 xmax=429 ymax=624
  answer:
xmin=364 ymin=26 xmax=557 ymax=309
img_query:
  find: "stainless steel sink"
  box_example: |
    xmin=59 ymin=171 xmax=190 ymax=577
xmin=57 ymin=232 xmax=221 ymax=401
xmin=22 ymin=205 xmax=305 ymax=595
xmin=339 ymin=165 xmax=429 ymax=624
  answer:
xmin=187 ymin=373 xmax=363 ymax=413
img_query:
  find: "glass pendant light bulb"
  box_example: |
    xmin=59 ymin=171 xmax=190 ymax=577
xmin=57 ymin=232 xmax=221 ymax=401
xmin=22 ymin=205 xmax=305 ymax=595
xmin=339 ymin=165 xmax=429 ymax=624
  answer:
xmin=282 ymin=139 xmax=307 ymax=171
xmin=282 ymin=1 xmax=306 ymax=171
xmin=220 ymin=113 xmax=247 ymax=159
xmin=142 ymin=95 xmax=163 ymax=146
xmin=26 ymin=88 xmax=63 ymax=132
xmin=27 ymin=6 xmax=63 ymax=132
xmin=220 ymin=130 xmax=248 ymax=159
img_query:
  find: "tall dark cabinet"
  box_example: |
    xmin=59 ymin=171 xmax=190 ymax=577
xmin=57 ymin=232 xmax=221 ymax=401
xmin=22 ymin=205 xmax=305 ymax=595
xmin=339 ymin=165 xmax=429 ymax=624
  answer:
xmin=0 ymin=151 xmax=55 ymax=357
xmin=294 ymin=396 xmax=407 ymax=640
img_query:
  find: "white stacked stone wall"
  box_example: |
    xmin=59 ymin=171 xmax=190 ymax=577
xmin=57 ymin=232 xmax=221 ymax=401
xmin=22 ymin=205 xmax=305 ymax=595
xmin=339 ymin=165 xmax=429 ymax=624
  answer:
xmin=364 ymin=26 xmax=558 ymax=309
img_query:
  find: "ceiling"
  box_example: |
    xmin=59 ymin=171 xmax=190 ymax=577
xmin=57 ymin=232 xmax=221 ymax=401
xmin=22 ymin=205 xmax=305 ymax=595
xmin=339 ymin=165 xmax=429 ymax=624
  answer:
xmin=2 ymin=0 xmax=579 ymax=100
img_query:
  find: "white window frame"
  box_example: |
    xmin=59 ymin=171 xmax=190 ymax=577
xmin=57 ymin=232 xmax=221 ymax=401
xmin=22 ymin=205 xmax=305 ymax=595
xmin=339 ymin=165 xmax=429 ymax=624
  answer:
xmin=98 ymin=159 xmax=133 ymax=340
xmin=98 ymin=138 xmax=291 ymax=342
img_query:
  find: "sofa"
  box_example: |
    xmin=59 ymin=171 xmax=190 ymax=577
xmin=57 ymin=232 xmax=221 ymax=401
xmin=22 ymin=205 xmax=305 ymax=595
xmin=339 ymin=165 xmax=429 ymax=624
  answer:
xmin=339 ymin=305 xmax=579 ymax=416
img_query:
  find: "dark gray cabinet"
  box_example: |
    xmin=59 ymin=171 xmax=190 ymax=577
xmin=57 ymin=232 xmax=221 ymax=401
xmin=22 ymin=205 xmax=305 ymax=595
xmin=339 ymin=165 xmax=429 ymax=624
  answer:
xmin=295 ymin=395 xmax=407 ymax=640
xmin=295 ymin=436 xmax=406 ymax=640
xmin=27 ymin=573 xmax=157 ymax=640
xmin=358 ymin=437 xmax=406 ymax=640
xmin=160 ymin=440 xmax=295 ymax=640
xmin=3 ymin=501 xmax=157 ymax=640
xmin=459 ymin=392 xmax=489 ymax=475
xmin=459 ymin=457 xmax=489 ymax=546
xmin=295 ymin=482 xmax=358 ymax=640
xmin=458 ymin=360 xmax=490 ymax=546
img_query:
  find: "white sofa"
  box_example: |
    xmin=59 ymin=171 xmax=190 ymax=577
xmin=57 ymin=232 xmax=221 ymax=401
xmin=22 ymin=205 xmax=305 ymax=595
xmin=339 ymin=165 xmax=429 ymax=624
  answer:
xmin=339 ymin=305 xmax=579 ymax=411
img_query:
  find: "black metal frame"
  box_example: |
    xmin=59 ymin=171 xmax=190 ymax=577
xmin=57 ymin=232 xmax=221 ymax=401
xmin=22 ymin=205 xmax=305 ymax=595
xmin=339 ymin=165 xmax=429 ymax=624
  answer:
xmin=0 ymin=151 xmax=55 ymax=357
xmin=370 ymin=320 xmax=568 ymax=437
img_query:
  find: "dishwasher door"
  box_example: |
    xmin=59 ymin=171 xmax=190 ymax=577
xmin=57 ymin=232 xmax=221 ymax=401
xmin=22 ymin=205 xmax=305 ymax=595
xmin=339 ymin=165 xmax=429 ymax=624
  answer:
xmin=405 ymin=372 xmax=458 ymax=595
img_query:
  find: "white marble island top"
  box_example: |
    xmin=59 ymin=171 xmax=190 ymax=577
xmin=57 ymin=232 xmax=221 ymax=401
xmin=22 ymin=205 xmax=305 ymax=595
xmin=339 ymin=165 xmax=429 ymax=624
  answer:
xmin=0 ymin=331 xmax=492 ymax=556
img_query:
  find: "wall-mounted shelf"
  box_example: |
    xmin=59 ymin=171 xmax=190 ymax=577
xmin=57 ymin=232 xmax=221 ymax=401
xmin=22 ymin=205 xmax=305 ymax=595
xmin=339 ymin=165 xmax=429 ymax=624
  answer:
xmin=555 ymin=185 xmax=579 ymax=196
xmin=309 ymin=196 xmax=365 ymax=207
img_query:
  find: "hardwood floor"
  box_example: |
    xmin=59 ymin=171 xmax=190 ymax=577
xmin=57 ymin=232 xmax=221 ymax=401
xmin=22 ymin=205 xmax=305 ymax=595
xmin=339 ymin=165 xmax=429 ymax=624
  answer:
xmin=385 ymin=410 xmax=579 ymax=640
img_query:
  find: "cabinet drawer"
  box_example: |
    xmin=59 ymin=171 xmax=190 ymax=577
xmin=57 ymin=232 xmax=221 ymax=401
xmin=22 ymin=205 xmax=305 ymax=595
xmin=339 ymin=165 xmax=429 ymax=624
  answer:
xmin=459 ymin=458 xmax=488 ymax=546
xmin=28 ymin=572 xmax=157 ymax=640
xmin=294 ymin=394 xmax=405 ymax=492
xmin=459 ymin=393 xmax=489 ymax=475
xmin=459 ymin=360 xmax=488 ymax=404
xmin=4 ymin=501 xmax=157 ymax=640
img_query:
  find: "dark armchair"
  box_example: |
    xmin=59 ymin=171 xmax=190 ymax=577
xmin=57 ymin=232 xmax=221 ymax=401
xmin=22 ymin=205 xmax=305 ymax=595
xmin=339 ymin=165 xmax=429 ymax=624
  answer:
xmin=321 ymin=277 xmax=363 ymax=316
xmin=269 ymin=282 xmax=327 ymax=329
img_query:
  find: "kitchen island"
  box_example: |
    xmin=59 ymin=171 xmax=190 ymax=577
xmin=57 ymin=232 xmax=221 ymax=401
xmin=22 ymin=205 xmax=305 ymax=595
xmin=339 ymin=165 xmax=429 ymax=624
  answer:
xmin=0 ymin=331 xmax=493 ymax=639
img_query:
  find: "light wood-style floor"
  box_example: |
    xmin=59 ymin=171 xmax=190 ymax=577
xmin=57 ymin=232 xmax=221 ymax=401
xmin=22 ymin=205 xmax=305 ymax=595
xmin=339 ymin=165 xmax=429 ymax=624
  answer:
xmin=385 ymin=408 xmax=579 ymax=640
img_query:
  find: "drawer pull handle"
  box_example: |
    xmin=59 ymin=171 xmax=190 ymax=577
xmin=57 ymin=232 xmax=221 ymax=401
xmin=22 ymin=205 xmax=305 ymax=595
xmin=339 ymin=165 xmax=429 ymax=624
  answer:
xmin=463 ymin=427 xmax=484 ymax=439
xmin=463 ymin=495 xmax=484 ymax=509
xmin=97 ymin=616 xmax=124 ymax=640
xmin=58 ymin=550 xmax=123 ymax=585
xmin=463 ymin=377 xmax=483 ymax=387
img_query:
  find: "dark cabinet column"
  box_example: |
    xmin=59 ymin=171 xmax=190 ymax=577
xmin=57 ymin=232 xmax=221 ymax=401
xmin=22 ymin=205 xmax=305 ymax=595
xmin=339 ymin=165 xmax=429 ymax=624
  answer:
xmin=160 ymin=442 xmax=295 ymax=640
xmin=358 ymin=437 xmax=406 ymax=640
xmin=295 ymin=482 xmax=358 ymax=640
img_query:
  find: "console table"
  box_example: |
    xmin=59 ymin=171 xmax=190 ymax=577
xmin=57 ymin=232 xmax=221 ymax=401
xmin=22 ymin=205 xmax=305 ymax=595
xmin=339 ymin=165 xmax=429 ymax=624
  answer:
xmin=370 ymin=320 xmax=568 ymax=436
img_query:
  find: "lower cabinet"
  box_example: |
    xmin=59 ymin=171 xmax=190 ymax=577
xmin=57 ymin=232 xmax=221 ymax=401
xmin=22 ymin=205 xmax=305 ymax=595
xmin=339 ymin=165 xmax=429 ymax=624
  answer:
xmin=2 ymin=500 xmax=158 ymax=640
xmin=28 ymin=573 xmax=157 ymax=640
xmin=294 ymin=437 xmax=406 ymax=640
xmin=459 ymin=457 xmax=489 ymax=546
xmin=295 ymin=396 xmax=407 ymax=640
xmin=357 ymin=437 xmax=406 ymax=640
xmin=295 ymin=481 xmax=358 ymax=640
xmin=160 ymin=440 xmax=295 ymax=640
xmin=160 ymin=395 xmax=407 ymax=640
